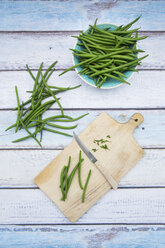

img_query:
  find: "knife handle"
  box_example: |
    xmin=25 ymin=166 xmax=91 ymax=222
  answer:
xmin=95 ymin=161 xmax=118 ymax=190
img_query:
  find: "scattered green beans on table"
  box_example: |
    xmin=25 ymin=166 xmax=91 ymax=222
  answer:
xmin=5 ymin=62 xmax=88 ymax=146
xmin=59 ymin=16 xmax=148 ymax=88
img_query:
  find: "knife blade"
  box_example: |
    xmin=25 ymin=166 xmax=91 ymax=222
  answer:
xmin=73 ymin=132 xmax=118 ymax=190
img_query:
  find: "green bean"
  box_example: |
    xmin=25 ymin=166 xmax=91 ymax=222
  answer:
xmin=59 ymin=57 xmax=95 ymax=76
xmin=128 ymin=68 xmax=138 ymax=72
xmin=90 ymin=18 xmax=97 ymax=35
xmin=41 ymin=73 xmax=64 ymax=115
xmin=115 ymin=25 xmax=123 ymax=31
xmin=43 ymin=114 xmax=73 ymax=122
xmin=113 ymin=70 xmax=127 ymax=78
xmin=60 ymin=166 xmax=67 ymax=201
xmin=31 ymin=120 xmax=78 ymax=130
xmin=78 ymin=151 xmax=83 ymax=190
xmin=18 ymin=102 xmax=24 ymax=130
xmin=25 ymin=102 xmax=55 ymax=125
xmin=22 ymin=104 xmax=34 ymax=117
xmin=43 ymin=61 xmax=57 ymax=79
xmin=39 ymin=115 xmax=43 ymax=142
xmin=43 ymin=127 xmax=72 ymax=137
xmin=121 ymin=16 xmax=141 ymax=31
xmin=88 ymin=27 xmax=140 ymax=43
xmin=31 ymin=62 xmax=43 ymax=109
xmin=63 ymin=156 xmax=71 ymax=198
xmin=91 ymin=55 xmax=148 ymax=77
xmin=82 ymin=170 xmax=91 ymax=203
xmin=67 ymin=156 xmax=71 ymax=170
xmin=73 ymin=52 xmax=95 ymax=58
xmin=77 ymin=35 xmax=115 ymax=46
xmin=109 ymin=28 xmax=139 ymax=35
xmin=13 ymin=120 xmax=42 ymax=147
xmin=15 ymin=86 xmax=21 ymax=133
xmin=22 ymin=99 xmax=53 ymax=124
xmin=49 ymin=84 xmax=81 ymax=91
xmin=27 ymin=114 xmax=73 ymax=127
xmin=12 ymin=124 xmax=44 ymax=143
xmin=5 ymin=123 xmax=17 ymax=131
xmin=14 ymin=98 xmax=31 ymax=111
xmin=82 ymin=40 xmax=92 ymax=53
xmin=103 ymin=27 xmax=111 ymax=31
xmin=46 ymin=113 xmax=88 ymax=123
xmin=114 ymin=59 xmax=128 ymax=65
xmin=97 ymin=76 xmax=107 ymax=87
xmin=67 ymin=158 xmax=84 ymax=192
xmin=32 ymin=67 xmax=55 ymax=99
xmin=104 ymin=73 xmax=130 ymax=85
xmin=26 ymin=64 xmax=35 ymax=81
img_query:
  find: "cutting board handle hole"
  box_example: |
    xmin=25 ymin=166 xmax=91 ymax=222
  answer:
xmin=127 ymin=113 xmax=144 ymax=131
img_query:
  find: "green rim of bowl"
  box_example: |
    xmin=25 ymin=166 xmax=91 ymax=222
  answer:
xmin=72 ymin=23 xmax=136 ymax=89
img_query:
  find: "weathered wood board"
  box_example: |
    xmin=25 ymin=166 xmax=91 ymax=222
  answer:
xmin=35 ymin=112 xmax=144 ymax=222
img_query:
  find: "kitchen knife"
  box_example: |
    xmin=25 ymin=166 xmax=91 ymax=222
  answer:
xmin=73 ymin=132 xmax=118 ymax=190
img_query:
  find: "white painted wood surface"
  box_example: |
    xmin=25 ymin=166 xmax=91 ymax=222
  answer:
xmin=0 ymin=225 xmax=164 ymax=248
xmin=0 ymin=32 xmax=163 ymax=70
xmin=0 ymin=71 xmax=165 ymax=109
xmin=0 ymin=149 xmax=164 ymax=188
xmin=1 ymin=110 xmax=165 ymax=148
xmin=0 ymin=188 xmax=164 ymax=224
xmin=0 ymin=0 xmax=165 ymax=31
xmin=0 ymin=0 xmax=165 ymax=244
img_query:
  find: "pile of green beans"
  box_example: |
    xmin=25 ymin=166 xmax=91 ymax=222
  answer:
xmin=60 ymin=151 xmax=91 ymax=203
xmin=59 ymin=17 xmax=148 ymax=88
xmin=5 ymin=62 xmax=88 ymax=147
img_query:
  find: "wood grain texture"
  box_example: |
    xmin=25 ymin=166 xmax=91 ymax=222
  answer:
xmin=0 ymin=70 xmax=165 ymax=109
xmin=34 ymin=112 xmax=144 ymax=222
xmin=0 ymin=149 xmax=165 ymax=188
xmin=0 ymin=188 xmax=165 ymax=224
xmin=0 ymin=225 xmax=164 ymax=248
xmin=0 ymin=0 xmax=164 ymax=243
xmin=1 ymin=110 xmax=165 ymax=148
xmin=0 ymin=32 xmax=162 ymax=70
xmin=0 ymin=0 xmax=165 ymax=31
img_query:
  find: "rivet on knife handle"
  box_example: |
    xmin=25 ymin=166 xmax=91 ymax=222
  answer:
xmin=95 ymin=161 xmax=118 ymax=190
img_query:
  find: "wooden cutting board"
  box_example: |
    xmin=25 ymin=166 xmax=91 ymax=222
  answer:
xmin=34 ymin=112 xmax=144 ymax=222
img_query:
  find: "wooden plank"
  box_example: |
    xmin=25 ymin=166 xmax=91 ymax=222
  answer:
xmin=0 ymin=188 xmax=164 ymax=224
xmin=0 ymin=32 xmax=163 ymax=70
xmin=0 ymin=225 xmax=164 ymax=248
xmin=0 ymin=149 xmax=165 ymax=188
xmin=1 ymin=148 xmax=165 ymax=189
xmin=1 ymin=110 xmax=165 ymax=148
xmin=0 ymin=70 xmax=165 ymax=109
xmin=0 ymin=1 xmax=165 ymax=31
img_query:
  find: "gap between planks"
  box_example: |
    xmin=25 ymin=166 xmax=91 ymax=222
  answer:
xmin=1 ymin=223 xmax=165 ymax=226
xmin=0 ymin=186 xmax=165 ymax=190
xmin=0 ymin=30 xmax=162 ymax=34
xmin=1 ymin=107 xmax=165 ymax=111
xmin=0 ymin=147 xmax=165 ymax=151
xmin=0 ymin=69 xmax=164 ymax=72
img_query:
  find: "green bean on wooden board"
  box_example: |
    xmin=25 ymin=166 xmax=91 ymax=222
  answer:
xmin=60 ymin=166 xmax=67 ymax=201
xmin=67 ymin=158 xmax=84 ymax=192
xmin=78 ymin=151 xmax=84 ymax=190
xmin=60 ymin=152 xmax=92 ymax=203
xmin=59 ymin=17 xmax=148 ymax=88
xmin=5 ymin=62 xmax=88 ymax=146
xmin=82 ymin=170 xmax=92 ymax=203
